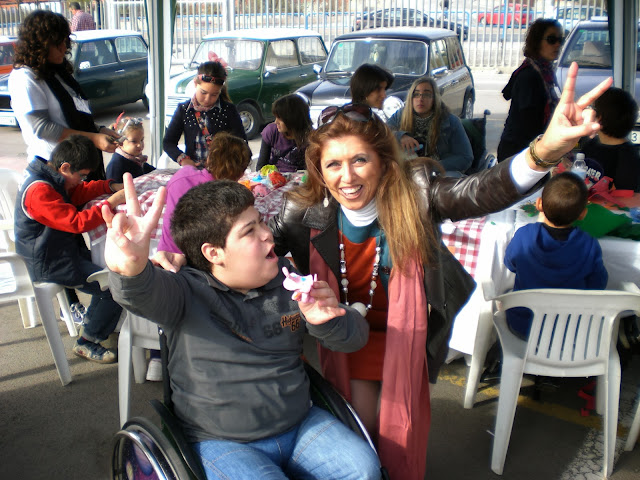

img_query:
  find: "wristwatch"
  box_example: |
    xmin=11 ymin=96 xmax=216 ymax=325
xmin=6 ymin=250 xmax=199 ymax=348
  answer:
xmin=528 ymin=135 xmax=562 ymax=169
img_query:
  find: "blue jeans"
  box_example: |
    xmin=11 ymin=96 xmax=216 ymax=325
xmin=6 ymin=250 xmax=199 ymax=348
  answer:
xmin=72 ymin=258 xmax=122 ymax=343
xmin=193 ymin=405 xmax=381 ymax=480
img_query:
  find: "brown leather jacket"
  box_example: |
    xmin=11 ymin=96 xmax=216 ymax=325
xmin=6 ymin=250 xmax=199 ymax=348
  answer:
xmin=269 ymin=158 xmax=545 ymax=381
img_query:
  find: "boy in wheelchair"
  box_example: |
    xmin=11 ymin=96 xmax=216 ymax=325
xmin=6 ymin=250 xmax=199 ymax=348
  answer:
xmin=105 ymin=176 xmax=381 ymax=480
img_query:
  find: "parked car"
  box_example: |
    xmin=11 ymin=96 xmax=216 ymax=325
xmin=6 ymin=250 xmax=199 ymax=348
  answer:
xmin=0 ymin=29 xmax=148 ymax=127
xmin=0 ymin=36 xmax=16 ymax=75
xmin=553 ymin=5 xmax=605 ymax=35
xmin=296 ymin=27 xmax=474 ymax=127
xmin=353 ymin=8 xmax=468 ymax=40
xmin=477 ymin=4 xmax=534 ymax=27
xmin=164 ymin=28 xmax=328 ymax=139
xmin=555 ymin=17 xmax=640 ymax=145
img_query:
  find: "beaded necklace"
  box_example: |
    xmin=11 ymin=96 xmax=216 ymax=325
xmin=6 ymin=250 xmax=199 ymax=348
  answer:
xmin=338 ymin=210 xmax=381 ymax=318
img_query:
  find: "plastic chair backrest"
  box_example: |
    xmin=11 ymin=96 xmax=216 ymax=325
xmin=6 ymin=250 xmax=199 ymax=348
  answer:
xmin=493 ymin=288 xmax=640 ymax=377
xmin=0 ymin=252 xmax=35 ymax=302
xmin=0 ymin=168 xmax=23 ymax=247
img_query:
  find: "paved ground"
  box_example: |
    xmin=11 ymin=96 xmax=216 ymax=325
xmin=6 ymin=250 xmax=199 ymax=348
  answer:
xmin=1 ymin=71 xmax=640 ymax=479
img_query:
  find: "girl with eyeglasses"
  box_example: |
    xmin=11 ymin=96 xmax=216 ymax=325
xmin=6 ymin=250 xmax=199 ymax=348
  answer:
xmin=256 ymin=94 xmax=312 ymax=173
xmin=269 ymin=64 xmax=612 ymax=479
xmin=106 ymin=116 xmax=155 ymax=183
xmin=387 ymin=76 xmax=473 ymax=176
xmin=163 ymin=61 xmax=247 ymax=168
xmin=498 ymin=18 xmax=564 ymax=162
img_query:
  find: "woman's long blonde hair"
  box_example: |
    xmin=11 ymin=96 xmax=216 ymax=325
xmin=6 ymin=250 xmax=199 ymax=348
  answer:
xmin=399 ymin=77 xmax=449 ymax=155
xmin=290 ymin=113 xmax=435 ymax=271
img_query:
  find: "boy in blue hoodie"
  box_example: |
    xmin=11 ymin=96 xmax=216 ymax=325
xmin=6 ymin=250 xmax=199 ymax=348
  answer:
xmin=504 ymin=172 xmax=608 ymax=338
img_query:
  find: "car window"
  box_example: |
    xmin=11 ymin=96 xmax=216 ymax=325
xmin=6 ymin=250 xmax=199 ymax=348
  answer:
xmin=298 ymin=37 xmax=327 ymax=64
xmin=76 ymin=40 xmax=116 ymax=69
xmin=325 ymin=39 xmax=427 ymax=75
xmin=446 ymin=37 xmax=464 ymax=70
xmin=193 ymin=39 xmax=263 ymax=71
xmin=265 ymin=40 xmax=299 ymax=68
xmin=430 ymin=39 xmax=449 ymax=71
xmin=0 ymin=43 xmax=13 ymax=66
xmin=560 ymin=27 xmax=613 ymax=68
xmin=115 ymin=36 xmax=147 ymax=62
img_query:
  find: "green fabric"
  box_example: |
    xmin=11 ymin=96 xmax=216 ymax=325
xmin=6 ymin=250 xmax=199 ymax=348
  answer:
xmin=574 ymin=203 xmax=631 ymax=238
xmin=608 ymin=223 xmax=640 ymax=240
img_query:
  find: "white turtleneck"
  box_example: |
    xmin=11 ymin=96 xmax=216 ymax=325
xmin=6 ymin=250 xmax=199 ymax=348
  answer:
xmin=340 ymin=199 xmax=378 ymax=227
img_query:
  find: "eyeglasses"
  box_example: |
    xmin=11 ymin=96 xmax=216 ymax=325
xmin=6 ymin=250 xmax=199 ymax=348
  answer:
xmin=318 ymin=103 xmax=373 ymax=127
xmin=198 ymin=74 xmax=225 ymax=86
xmin=75 ymin=172 xmax=88 ymax=181
xmin=412 ymin=91 xmax=434 ymax=99
xmin=545 ymin=35 xmax=564 ymax=46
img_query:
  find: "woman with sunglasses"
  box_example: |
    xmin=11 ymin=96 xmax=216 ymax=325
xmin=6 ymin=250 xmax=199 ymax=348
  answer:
xmin=106 ymin=116 xmax=155 ymax=183
xmin=163 ymin=61 xmax=247 ymax=168
xmin=8 ymin=10 xmax=120 ymax=180
xmin=269 ymin=63 xmax=612 ymax=480
xmin=497 ymin=18 xmax=564 ymax=162
xmin=388 ymin=76 xmax=473 ymax=176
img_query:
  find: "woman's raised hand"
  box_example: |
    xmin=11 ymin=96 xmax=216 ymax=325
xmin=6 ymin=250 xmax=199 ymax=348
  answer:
xmin=102 ymin=172 xmax=166 ymax=277
xmin=536 ymin=62 xmax=613 ymax=163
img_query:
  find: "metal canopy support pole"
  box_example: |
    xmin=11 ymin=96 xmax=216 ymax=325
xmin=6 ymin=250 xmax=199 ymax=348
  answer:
xmin=610 ymin=0 xmax=638 ymax=97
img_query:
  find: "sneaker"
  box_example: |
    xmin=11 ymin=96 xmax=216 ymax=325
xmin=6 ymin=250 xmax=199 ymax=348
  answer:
xmin=73 ymin=340 xmax=117 ymax=364
xmin=146 ymin=357 xmax=163 ymax=382
xmin=60 ymin=302 xmax=86 ymax=326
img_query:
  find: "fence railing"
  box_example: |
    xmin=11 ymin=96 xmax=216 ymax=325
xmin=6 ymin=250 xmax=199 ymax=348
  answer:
xmin=0 ymin=0 xmax=608 ymax=71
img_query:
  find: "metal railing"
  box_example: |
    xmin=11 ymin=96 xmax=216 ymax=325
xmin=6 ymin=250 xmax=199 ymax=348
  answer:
xmin=0 ymin=0 xmax=608 ymax=71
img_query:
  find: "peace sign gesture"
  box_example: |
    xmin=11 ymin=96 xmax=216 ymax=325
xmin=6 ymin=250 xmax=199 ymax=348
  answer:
xmin=102 ymin=172 xmax=166 ymax=277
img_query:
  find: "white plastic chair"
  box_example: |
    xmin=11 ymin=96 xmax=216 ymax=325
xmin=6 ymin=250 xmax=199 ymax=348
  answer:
xmin=622 ymin=282 xmax=640 ymax=452
xmin=0 ymin=167 xmax=38 ymax=328
xmin=488 ymin=288 xmax=640 ymax=477
xmin=0 ymin=252 xmax=78 ymax=385
xmin=118 ymin=312 xmax=161 ymax=426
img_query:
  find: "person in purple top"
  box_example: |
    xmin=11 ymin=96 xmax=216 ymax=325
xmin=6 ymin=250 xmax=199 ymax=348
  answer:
xmin=256 ymin=94 xmax=312 ymax=173
xmin=152 ymin=132 xmax=251 ymax=272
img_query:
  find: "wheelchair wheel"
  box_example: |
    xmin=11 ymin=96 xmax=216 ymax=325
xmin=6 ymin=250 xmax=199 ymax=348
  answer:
xmin=111 ymin=416 xmax=194 ymax=480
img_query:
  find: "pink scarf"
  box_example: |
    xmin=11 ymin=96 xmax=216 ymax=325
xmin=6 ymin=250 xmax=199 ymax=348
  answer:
xmin=189 ymin=94 xmax=215 ymax=113
xmin=310 ymin=230 xmax=430 ymax=480
xmin=115 ymin=147 xmax=147 ymax=167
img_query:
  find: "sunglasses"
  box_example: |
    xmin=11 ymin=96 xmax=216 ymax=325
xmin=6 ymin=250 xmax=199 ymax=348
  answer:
xmin=545 ymin=35 xmax=564 ymax=46
xmin=118 ymin=117 xmax=144 ymax=134
xmin=198 ymin=74 xmax=225 ymax=86
xmin=318 ymin=103 xmax=373 ymax=127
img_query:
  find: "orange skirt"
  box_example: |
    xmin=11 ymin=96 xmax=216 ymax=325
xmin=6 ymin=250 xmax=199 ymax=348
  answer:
xmin=346 ymin=330 xmax=386 ymax=381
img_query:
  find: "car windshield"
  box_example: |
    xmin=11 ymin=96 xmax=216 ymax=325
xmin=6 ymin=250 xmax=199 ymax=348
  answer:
xmin=191 ymin=39 xmax=264 ymax=70
xmin=559 ymin=26 xmax=640 ymax=70
xmin=325 ymin=39 xmax=427 ymax=75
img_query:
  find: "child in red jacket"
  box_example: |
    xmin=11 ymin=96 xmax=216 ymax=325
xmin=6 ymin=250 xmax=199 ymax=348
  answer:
xmin=15 ymin=135 xmax=126 ymax=363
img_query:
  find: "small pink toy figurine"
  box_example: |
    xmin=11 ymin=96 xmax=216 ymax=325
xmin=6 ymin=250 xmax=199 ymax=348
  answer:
xmin=282 ymin=267 xmax=316 ymax=303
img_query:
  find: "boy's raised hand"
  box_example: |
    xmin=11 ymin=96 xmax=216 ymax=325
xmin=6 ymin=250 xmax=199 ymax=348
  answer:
xmin=298 ymin=280 xmax=347 ymax=325
xmin=102 ymin=172 xmax=166 ymax=277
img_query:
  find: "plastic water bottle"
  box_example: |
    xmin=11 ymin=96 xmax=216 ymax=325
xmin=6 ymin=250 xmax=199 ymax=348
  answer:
xmin=571 ymin=153 xmax=588 ymax=180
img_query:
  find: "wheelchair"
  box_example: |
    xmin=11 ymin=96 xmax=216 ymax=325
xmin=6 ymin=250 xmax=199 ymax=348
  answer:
xmin=461 ymin=109 xmax=497 ymax=174
xmin=111 ymin=331 xmax=390 ymax=479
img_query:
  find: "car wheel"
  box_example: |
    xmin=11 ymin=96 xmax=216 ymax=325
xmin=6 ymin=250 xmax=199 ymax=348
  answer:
xmin=238 ymin=103 xmax=262 ymax=140
xmin=462 ymin=95 xmax=474 ymax=119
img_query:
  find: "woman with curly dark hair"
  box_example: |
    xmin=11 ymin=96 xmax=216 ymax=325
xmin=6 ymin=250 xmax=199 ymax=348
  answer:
xmin=497 ymin=18 xmax=564 ymax=162
xmin=256 ymin=94 xmax=312 ymax=173
xmin=9 ymin=10 xmax=118 ymax=179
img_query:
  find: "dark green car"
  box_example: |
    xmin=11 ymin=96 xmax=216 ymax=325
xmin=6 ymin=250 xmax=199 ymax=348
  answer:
xmin=0 ymin=29 xmax=148 ymax=127
xmin=165 ymin=28 xmax=328 ymax=139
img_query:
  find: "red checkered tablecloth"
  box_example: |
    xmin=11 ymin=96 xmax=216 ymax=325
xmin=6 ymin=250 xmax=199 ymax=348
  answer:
xmin=441 ymin=216 xmax=487 ymax=277
xmin=86 ymin=169 xmax=304 ymax=245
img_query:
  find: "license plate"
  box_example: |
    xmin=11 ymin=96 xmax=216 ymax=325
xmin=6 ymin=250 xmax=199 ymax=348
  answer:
xmin=0 ymin=115 xmax=16 ymax=127
xmin=631 ymin=129 xmax=640 ymax=144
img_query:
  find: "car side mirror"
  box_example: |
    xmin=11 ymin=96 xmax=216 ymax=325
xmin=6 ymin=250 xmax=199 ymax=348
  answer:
xmin=431 ymin=66 xmax=448 ymax=77
xmin=313 ymin=64 xmax=323 ymax=74
xmin=264 ymin=65 xmax=277 ymax=77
